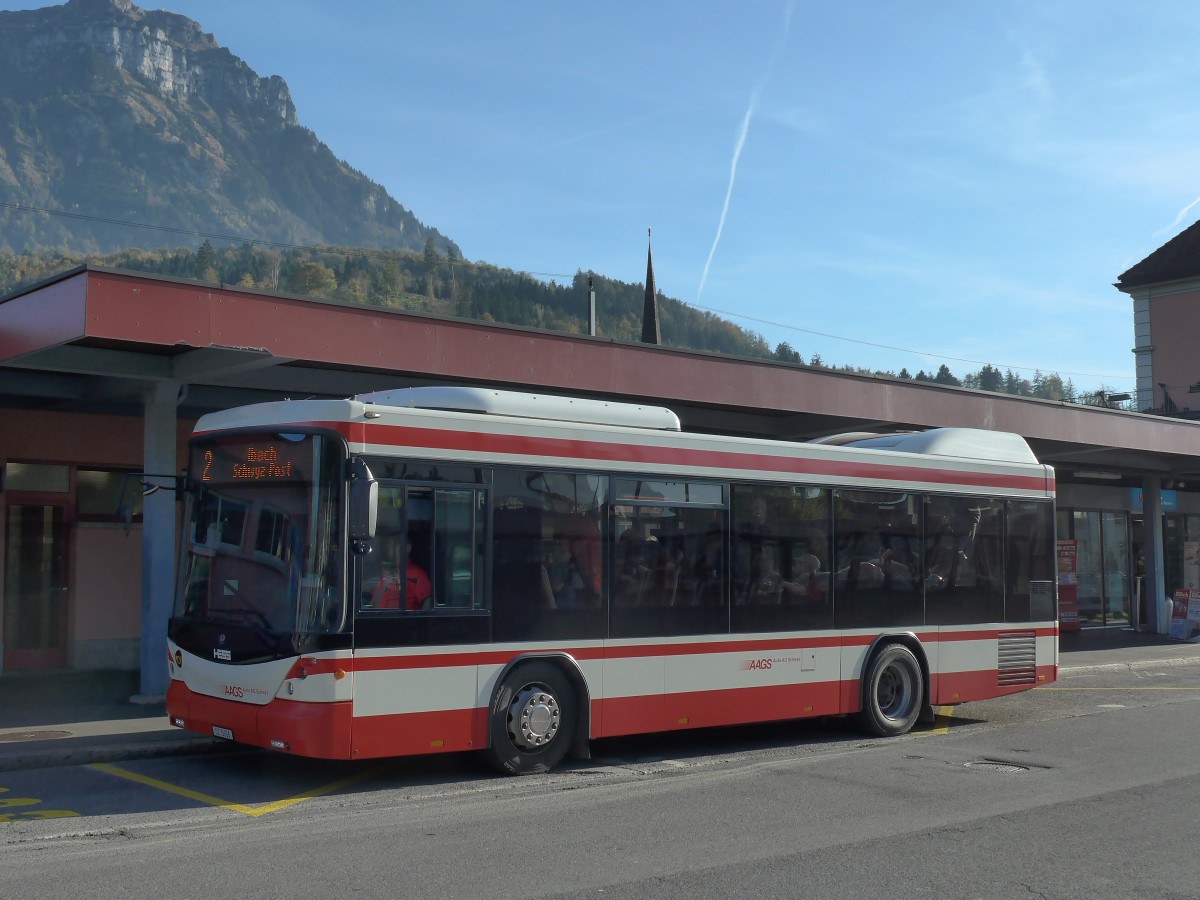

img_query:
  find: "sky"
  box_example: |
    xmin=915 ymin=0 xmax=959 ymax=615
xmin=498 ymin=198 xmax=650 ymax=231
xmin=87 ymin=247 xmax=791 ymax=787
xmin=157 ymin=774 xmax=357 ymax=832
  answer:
xmin=10 ymin=1 xmax=1200 ymax=393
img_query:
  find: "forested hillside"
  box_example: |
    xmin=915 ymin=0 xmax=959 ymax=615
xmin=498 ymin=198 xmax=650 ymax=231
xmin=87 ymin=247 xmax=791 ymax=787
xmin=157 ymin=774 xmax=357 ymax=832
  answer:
xmin=0 ymin=241 xmax=773 ymax=356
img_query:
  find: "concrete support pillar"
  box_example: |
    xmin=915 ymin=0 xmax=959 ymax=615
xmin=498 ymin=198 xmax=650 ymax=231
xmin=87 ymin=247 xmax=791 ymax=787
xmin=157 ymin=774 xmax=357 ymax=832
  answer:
xmin=1141 ymin=476 xmax=1169 ymax=634
xmin=135 ymin=380 xmax=181 ymax=701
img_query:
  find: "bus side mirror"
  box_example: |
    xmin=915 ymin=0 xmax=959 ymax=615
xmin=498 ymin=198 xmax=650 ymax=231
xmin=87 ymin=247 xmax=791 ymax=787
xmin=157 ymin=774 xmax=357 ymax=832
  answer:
xmin=348 ymin=458 xmax=378 ymax=542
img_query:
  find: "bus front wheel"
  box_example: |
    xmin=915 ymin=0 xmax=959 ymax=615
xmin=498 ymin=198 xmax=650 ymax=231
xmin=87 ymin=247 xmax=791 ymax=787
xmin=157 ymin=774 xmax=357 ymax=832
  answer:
xmin=483 ymin=661 xmax=576 ymax=776
xmin=857 ymin=643 xmax=923 ymax=737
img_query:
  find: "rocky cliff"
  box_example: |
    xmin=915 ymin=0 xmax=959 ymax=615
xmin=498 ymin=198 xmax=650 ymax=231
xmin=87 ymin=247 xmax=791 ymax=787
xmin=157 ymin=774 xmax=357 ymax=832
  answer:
xmin=0 ymin=0 xmax=455 ymax=255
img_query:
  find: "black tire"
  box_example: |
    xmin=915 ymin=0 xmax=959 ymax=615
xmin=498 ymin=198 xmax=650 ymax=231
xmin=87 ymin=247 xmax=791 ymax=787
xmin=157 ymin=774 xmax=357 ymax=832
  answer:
xmin=482 ymin=661 xmax=576 ymax=776
xmin=856 ymin=643 xmax=923 ymax=737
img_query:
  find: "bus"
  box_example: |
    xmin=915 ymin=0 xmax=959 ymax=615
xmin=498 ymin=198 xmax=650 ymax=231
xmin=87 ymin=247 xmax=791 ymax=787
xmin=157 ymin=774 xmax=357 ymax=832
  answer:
xmin=166 ymin=386 xmax=1057 ymax=775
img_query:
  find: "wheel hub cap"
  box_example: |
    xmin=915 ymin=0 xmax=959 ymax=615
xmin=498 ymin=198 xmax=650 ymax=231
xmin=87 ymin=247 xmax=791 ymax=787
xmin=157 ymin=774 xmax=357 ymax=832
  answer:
xmin=509 ymin=685 xmax=561 ymax=750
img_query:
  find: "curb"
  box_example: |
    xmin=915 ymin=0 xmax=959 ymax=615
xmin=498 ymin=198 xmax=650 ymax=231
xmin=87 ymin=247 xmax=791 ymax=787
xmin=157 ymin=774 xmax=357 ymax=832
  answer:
xmin=1058 ymin=654 xmax=1200 ymax=678
xmin=0 ymin=735 xmax=231 ymax=773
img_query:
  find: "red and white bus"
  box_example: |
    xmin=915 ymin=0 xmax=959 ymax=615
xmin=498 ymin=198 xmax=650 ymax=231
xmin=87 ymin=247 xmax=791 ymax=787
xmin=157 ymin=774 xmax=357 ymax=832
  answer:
xmin=167 ymin=386 xmax=1057 ymax=774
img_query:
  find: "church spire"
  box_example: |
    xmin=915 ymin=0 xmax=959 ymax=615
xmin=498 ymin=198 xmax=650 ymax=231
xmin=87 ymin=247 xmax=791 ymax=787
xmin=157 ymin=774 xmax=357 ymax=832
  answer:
xmin=642 ymin=228 xmax=660 ymax=345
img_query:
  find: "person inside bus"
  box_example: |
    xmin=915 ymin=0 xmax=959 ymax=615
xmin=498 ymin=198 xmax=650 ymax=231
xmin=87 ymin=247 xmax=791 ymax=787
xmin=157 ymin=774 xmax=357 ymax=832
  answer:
xmin=877 ymin=537 xmax=918 ymax=591
xmin=545 ymin=537 xmax=588 ymax=608
xmin=370 ymin=539 xmax=432 ymax=611
xmin=835 ymin=532 xmax=885 ymax=592
xmin=788 ymin=538 xmax=824 ymax=602
xmin=741 ymin=544 xmax=804 ymax=605
xmin=561 ymin=512 xmax=602 ymax=603
xmin=615 ymin=523 xmax=661 ymax=606
xmin=691 ymin=528 xmax=725 ymax=606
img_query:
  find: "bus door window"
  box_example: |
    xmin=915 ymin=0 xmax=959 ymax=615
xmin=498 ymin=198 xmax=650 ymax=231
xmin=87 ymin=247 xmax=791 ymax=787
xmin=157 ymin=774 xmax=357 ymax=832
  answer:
xmin=360 ymin=484 xmax=484 ymax=613
xmin=433 ymin=488 xmax=485 ymax=610
xmin=361 ymin=484 xmax=406 ymax=609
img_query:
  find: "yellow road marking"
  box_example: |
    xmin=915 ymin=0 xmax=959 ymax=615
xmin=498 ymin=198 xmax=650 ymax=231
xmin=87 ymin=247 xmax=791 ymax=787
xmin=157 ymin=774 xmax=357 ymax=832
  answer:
xmin=926 ymin=705 xmax=954 ymax=735
xmin=89 ymin=762 xmax=384 ymax=818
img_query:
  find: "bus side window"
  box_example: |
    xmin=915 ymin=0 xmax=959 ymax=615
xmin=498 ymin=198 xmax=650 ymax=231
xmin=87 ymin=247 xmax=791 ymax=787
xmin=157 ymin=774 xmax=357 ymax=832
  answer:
xmin=492 ymin=505 xmax=546 ymax=632
xmin=490 ymin=468 xmax=609 ymax=641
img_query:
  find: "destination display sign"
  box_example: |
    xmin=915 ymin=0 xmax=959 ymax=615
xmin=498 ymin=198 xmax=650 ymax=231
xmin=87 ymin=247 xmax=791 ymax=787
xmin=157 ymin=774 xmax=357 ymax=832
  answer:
xmin=198 ymin=437 xmax=311 ymax=483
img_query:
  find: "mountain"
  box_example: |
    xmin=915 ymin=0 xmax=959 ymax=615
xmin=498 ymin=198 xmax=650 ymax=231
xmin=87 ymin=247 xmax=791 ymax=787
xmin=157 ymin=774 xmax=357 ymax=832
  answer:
xmin=0 ymin=0 xmax=455 ymax=255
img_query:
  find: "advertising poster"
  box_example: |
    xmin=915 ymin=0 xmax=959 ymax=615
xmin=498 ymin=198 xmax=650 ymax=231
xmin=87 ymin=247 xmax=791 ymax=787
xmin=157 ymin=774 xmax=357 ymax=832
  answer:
xmin=1057 ymin=539 xmax=1079 ymax=632
xmin=1168 ymin=590 xmax=1200 ymax=642
xmin=1185 ymin=541 xmax=1200 ymax=590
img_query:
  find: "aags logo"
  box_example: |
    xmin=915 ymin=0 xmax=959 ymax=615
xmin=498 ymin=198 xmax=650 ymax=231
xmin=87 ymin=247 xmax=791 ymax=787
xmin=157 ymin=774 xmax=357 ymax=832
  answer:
xmin=223 ymin=684 xmax=244 ymax=698
xmin=742 ymin=658 xmax=773 ymax=670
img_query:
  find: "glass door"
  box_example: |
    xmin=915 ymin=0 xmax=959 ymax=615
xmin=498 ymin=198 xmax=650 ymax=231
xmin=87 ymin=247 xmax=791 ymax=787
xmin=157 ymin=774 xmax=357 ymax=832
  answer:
xmin=1061 ymin=508 xmax=1133 ymax=627
xmin=1102 ymin=511 xmax=1131 ymax=625
xmin=3 ymin=500 xmax=70 ymax=669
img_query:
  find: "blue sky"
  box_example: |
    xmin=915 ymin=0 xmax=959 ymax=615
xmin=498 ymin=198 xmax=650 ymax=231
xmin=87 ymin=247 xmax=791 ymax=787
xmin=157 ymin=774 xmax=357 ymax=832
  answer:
xmin=13 ymin=1 xmax=1200 ymax=392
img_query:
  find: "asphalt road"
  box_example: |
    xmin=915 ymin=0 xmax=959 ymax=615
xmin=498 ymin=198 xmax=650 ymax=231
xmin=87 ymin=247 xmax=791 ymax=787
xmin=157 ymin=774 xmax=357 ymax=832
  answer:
xmin=1 ymin=666 xmax=1197 ymax=900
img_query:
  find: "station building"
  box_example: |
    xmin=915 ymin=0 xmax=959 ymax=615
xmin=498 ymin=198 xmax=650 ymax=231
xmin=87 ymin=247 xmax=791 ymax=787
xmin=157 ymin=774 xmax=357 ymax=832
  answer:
xmin=3 ymin=258 xmax=1200 ymax=695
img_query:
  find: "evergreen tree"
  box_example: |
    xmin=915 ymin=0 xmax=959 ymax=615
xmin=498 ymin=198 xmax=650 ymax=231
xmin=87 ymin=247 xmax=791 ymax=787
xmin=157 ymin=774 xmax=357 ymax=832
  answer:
xmin=774 ymin=341 xmax=803 ymax=363
xmin=933 ymin=364 xmax=960 ymax=386
xmin=193 ymin=239 xmax=219 ymax=282
xmin=978 ymin=364 xmax=1003 ymax=392
xmin=196 ymin=239 xmax=216 ymax=274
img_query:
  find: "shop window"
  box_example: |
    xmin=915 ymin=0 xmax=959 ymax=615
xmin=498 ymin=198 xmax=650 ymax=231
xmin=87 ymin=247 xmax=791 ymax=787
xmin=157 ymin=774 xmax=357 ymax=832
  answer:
xmin=77 ymin=468 xmax=143 ymax=522
xmin=3 ymin=462 xmax=69 ymax=493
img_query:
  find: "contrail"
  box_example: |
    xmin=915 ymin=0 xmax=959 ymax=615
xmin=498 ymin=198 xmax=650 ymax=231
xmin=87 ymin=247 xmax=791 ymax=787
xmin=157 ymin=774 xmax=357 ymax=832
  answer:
xmin=697 ymin=0 xmax=796 ymax=302
xmin=696 ymin=94 xmax=760 ymax=302
xmin=1164 ymin=193 xmax=1200 ymax=233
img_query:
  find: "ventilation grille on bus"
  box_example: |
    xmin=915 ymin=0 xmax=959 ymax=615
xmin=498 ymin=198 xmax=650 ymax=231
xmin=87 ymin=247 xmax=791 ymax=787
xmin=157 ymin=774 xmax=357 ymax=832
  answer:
xmin=997 ymin=630 xmax=1037 ymax=686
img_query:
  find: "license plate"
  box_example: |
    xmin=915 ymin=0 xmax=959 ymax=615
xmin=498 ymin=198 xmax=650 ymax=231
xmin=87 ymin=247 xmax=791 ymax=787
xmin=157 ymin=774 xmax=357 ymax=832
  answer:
xmin=212 ymin=726 xmax=234 ymax=740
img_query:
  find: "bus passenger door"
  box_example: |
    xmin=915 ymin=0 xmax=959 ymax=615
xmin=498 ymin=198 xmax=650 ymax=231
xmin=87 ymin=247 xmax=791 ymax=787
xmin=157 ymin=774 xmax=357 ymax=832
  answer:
xmin=351 ymin=482 xmax=489 ymax=759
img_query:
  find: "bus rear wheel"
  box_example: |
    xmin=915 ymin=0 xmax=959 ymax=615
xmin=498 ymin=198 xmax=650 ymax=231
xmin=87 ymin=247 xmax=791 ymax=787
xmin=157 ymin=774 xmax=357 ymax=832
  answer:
xmin=857 ymin=643 xmax=923 ymax=737
xmin=483 ymin=661 xmax=576 ymax=776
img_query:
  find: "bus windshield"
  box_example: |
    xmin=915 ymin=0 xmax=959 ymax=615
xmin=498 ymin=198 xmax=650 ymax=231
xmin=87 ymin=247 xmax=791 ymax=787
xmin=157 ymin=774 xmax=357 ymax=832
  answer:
xmin=175 ymin=432 xmax=346 ymax=637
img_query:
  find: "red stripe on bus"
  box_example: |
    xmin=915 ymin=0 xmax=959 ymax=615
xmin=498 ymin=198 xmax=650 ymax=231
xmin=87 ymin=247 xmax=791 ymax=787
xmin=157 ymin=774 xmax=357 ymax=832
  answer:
xmin=287 ymin=420 xmax=1051 ymax=494
xmin=351 ymin=636 xmax=846 ymax=673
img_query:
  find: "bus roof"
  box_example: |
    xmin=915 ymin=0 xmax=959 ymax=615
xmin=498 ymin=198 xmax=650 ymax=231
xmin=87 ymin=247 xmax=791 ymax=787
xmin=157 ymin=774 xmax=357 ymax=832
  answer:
xmin=818 ymin=429 xmax=1040 ymax=466
xmin=190 ymin=387 xmax=1051 ymax=498
xmin=355 ymin=386 xmax=682 ymax=432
